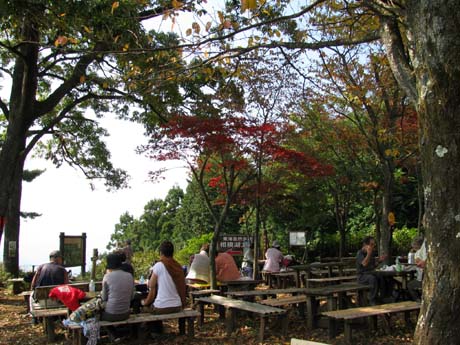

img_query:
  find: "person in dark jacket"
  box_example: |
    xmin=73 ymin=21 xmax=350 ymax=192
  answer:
xmin=31 ymin=250 xmax=68 ymax=289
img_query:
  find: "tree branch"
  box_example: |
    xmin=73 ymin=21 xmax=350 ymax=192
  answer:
xmin=379 ymin=16 xmax=417 ymax=103
xmin=35 ymin=42 xmax=107 ymax=117
xmin=25 ymin=93 xmax=124 ymax=156
xmin=0 ymin=99 xmax=9 ymax=119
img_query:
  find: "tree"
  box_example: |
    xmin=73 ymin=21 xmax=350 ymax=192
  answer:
xmin=205 ymin=1 xmax=459 ymax=342
xmin=0 ymin=0 xmax=197 ymax=274
xmin=301 ymin=47 xmax=419 ymax=259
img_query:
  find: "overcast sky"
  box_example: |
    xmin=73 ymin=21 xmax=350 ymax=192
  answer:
xmin=10 ymin=117 xmax=188 ymax=272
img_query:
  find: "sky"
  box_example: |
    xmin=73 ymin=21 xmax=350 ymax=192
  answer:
xmin=1 ymin=1 xmax=230 ymax=273
xmin=10 ymin=117 xmax=188 ymax=273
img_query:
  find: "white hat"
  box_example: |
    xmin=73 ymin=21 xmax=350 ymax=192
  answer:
xmin=272 ymin=240 xmax=280 ymax=248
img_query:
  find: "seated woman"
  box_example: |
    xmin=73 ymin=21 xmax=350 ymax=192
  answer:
xmin=101 ymin=253 xmax=135 ymax=321
xmin=215 ymin=248 xmax=241 ymax=282
xmin=141 ymin=241 xmax=186 ymax=335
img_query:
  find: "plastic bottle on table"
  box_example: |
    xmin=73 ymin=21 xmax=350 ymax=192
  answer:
xmin=139 ymin=275 xmax=145 ymax=285
xmin=395 ymin=256 xmax=402 ymax=272
xmin=89 ymin=279 xmax=95 ymax=292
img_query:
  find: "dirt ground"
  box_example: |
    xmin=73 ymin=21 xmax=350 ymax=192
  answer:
xmin=0 ymin=287 xmax=416 ymax=345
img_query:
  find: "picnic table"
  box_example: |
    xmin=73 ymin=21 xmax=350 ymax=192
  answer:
xmin=264 ymin=271 xmax=298 ymax=288
xmin=303 ymin=282 xmax=370 ymax=329
xmin=187 ymin=279 xmax=262 ymax=293
xmin=290 ymin=262 xmax=349 ymax=287
xmin=372 ymin=267 xmax=416 ymax=299
xmin=306 ymin=275 xmax=357 ymax=288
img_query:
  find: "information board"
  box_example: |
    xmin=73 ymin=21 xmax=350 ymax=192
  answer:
xmin=289 ymin=231 xmax=306 ymax=246
xmin=219 ymin=234 xmax=251 ymax=255
xmin=60 ymin=232 xmax=86 ymax=268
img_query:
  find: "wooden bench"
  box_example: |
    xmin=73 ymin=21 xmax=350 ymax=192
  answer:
xmin=66 ymin=309 xmax=200 ymax=345
xmin=291 ymin=338 xmax=330 ymax=345
xmin=259 ymin=295 xmax=307 ymax=318
xmin=30 ymin=282 xmax=102 ymax=341
xmin=196 ymin=294 xmax=287 ymax=341
xmin=225 ymin=287 xmax=307 ymax=300
xmin=304 ymin=283 xmax=370 ymax=329
xmin=189 ymin=289 xmax=220 ymax=306
xmin=322 ymin=301 xmax=421 ymax=343
xmin=306 ymin=275 xmax=357 ymax=287
xmin=20 ymin=290 xmax=33 ymax=313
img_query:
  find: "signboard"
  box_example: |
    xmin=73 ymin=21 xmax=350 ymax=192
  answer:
xmin=219 ymin=234 xmax=251 ymax=255
xmin=60 ymin=232 xmax=86 ymax=268
xmin=289 ymin=231 xmax=306 ymax=246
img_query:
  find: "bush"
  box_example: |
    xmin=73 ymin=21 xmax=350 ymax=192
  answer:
xmin=176 ymin=232 xmax=214 ymax=265
xmin=392 ymin=226 xmax=419 ymax=255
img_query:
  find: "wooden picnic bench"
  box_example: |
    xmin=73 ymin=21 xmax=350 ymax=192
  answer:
xmin=306 ymin=275 xmax=357 ymax=287
xmin=304 ymin=282 xmax=370 ymax=329
xmin=189 ymin=289 xmax=220 ymax=306
xmin=225 ymin=287 xmax=308 ymax=300
xmin=66 ymin=309 xmax=200 ymax=345
xmin=30 ymin=281 xmax=102 ymax=341
xmin=196 ymin=294 xmax=287 ymax=341
xmin=322 ymin=301 xmax=421 ymax=343
xmin=259 ymin=294 xmax=307 ymax=318
xmin=291 ymin=338 xmax=331 ymax=345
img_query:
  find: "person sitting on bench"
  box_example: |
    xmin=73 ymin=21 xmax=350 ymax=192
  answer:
xmin=141 ymin=241 xmax=186 ymax=334
xmin=215 ymin=247 xmax=241 ymax=282
xmin=356 ymin=236 xmax=388 ymax=305
xmin=31 ymin=250 xmax=69 ymax=310
xmin=408 ymin=236 xmax=426 ymax=302
xmin=101 ymin=253 xmax=135 ymax=322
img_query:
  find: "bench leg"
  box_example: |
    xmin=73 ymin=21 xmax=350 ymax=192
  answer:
xmin=368 ymin=315 xmax=377 ymax=331
xmin=179 ymin=317 xmax=185 ymax=335
xmin=328 ymin=318 xmax=337 ymax=339
xmin=306 ymin=296 xmax=318 ymax=329
xmin=404 ymin=310 xmax=412 ymax=327
xmin=298 ymin=301 xmax=306 ymax=318
xmin=225 ymin=308 xmax=236 ymax=335
xmin=44 ymin=317 xmax=56 ymax=342
xmin=218 ymin=305 xmax=226 ymax=320
xmin=198 ymin=303 xmax=205 ymax=326
xmin=71 ymin=329 xmax=84 ymax=345
xmin=344 ymin=320 xmax=353 ymax=344
xmin=187 ymin=317 xmax=195 ymax=337
xmin=259 ymin=316 xmax=266 ymax=342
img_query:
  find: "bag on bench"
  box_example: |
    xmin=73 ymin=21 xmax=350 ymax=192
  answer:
xmin=69 ymin=297 xmax=104 ymax=322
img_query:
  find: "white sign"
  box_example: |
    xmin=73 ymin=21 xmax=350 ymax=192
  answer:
xmin=289 ymin=232 xmax=306 ymax=246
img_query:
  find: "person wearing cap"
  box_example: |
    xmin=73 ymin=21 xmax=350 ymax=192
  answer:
xmin=263 ymin=241 xmax=284 ymax=273
xmin=31 ymin=250 xmax=69 ymax=289
xmin=101 ymin=252 xmax=135 ymax=322
xmin=30 ymin=250 xmax=69 ymax=314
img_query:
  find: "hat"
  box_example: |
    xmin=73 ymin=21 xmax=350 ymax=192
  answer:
xmin=49 ymin=250 xmax=62 ymax=258
xmin=272 ymin=240 xmax=280 ymax=248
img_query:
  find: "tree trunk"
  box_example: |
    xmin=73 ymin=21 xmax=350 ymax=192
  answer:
xmin=3 ymin=157 xmax=24 ymax=277
xmin=408 ymin=1 xmax=460 ymax=343
xmin=378 ymin=163 xmax=394 ymax=261
xmin=0 ymin=121 xmax=29 ymax=275
xmin=0 ymin=15 xmax=39 ymax=274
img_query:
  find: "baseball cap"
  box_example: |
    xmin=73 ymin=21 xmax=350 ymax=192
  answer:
xmin=272 ymin=240 xmax=280 ymax=248
xmin=49 ymin=250 xmax=62 ymax=258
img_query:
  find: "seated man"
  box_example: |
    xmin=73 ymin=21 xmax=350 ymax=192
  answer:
xmin=408 ymin=237 xmax=427 ymax=302
xmin=215 ymin=248 xmax=241 ymax=282
xmin=101 ymin=253 xmax=135 ymax=322
xmin=31 ymin=250 xmax=69 ymax=310
xmin=356 ymin=236 xmax=387 ymax=305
